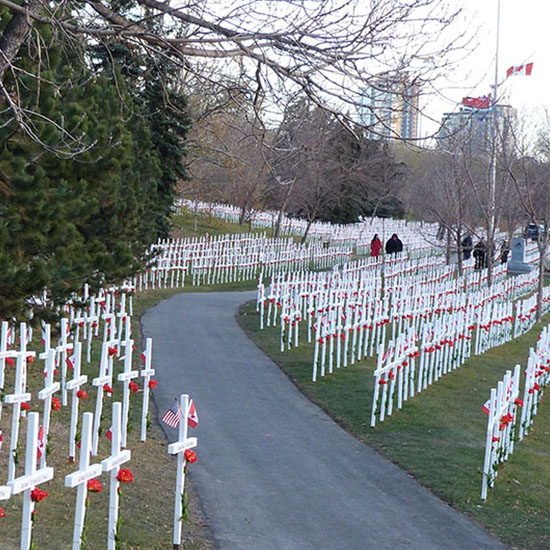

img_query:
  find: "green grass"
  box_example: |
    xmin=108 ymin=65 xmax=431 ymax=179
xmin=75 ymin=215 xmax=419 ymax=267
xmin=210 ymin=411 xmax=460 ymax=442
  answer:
xmin=171 ymin=210 xmax=269 ymax=239
xmin=239 ymin=302 xmax=550 ymax=550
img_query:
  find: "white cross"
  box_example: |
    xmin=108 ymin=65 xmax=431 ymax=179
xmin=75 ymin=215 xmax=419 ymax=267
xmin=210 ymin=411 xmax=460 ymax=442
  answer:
xmin=8 ymin=411 xmax=54 ymax=550
xmin=65 ymin=411 xmax=102 ymax=549
xmin=117 ymin=337 xmax=138 ymax=448
xmin=67 ymin=342 xmax=88 ymax=462
xmin=85 ymin=297 xmax=100 ymax=363
xmin=140 ymin=338 xmax=155 ymax=442
xmin=38 ymin=322 xmax=51 ymax=362
xmin=56 ymin=318 xmax=74 ymax=406
xmin=91 ymin=342 xmax=114 ymax=455
xmin=0 ymin=320 xmax=17 ymax=419
xmin=168 ymin=394 xmax=198 ymax=549
xmin=37 ymin=348 xmax=60 ymax=469
xmin=6 ymin=323 xmax=35 ymax=483
xmin=101 ymin=402 xmax=131 ymax=550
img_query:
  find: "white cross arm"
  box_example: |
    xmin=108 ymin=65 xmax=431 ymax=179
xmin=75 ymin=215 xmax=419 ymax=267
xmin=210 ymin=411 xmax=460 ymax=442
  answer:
xmin=92 ymin=375 xmax=112 ymax=387
xmin=4 ymin=392 xmax=32 ymax=404
xmin=140 ymin=368 xmax=155 ymax=377
xmin=64 ymin=463 xmax=103 ymax=489
xmin=38 ymin=382 xmax=61 ymax=400
xmin=101 ymin=449 xmax=131 ymax=472
xmin=168 ymin=437 xmax=198 ymax=456
xmin=9 ymin=467 xmax=54 ymax=494
xmin=0 ymin=486 xmax=11 ymax=500
xmin=117 ymin=371 xmax=138 ymax=382
xmin=66 ymin=375 xmax=88 ymax=391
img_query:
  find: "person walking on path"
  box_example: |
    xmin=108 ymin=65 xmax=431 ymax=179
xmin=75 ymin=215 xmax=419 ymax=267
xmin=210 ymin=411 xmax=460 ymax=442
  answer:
xmin=385 ymin=233 xmax=403 ymax=255
xmin=370 ymin=234 xmax=382 ymax=257
xmin=473 ymin=240 xmax=487 ymax=269
xmin=462 ymin=235 xmax=473 ymax=260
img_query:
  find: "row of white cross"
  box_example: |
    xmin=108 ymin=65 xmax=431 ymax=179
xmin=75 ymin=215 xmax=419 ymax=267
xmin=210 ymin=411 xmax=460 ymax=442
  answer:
xmin=137 ymin=233 xmax=353 ymax=291
xmin=481 ymin=323 xmax=550 ymax=499
xmin=257 ymin=257 xmax=537 ymax=387
xmin=0 ymin=287 xmax=197 ymax=548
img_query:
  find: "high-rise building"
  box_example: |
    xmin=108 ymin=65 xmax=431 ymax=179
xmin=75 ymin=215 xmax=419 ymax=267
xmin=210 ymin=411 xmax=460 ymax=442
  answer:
xmin=358 ymin=77 xmax=420 ymax=140
xmin=436 ymin=103 xmax=516 ymax=154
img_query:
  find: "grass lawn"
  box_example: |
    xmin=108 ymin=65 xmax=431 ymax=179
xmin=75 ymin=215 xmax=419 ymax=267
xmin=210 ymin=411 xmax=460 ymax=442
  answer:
xmin=239 ymin=301 xmax=550 ymax=550
xmin=171 ymin=210 xmax=269 ymax=239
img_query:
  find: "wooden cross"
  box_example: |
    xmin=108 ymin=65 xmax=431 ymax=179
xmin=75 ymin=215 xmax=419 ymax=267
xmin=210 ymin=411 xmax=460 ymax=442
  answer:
xmin=37 ymin=348 xmax=60 ymax=469
xmin=8 ymin=411 xmax=54 ymax=550
xmin=56 ymin=318 xmax=74 ymax=406
xmin=117 ymin=336 xmax=138 ymax=448
xmin=0 ymin=320 xmax=17 ymax=419
xmin=6 ymin=323 xmax=35 ymax=483
xmin=101 ymin=402 xmax=131 ymax=550
xmin=67 ymin=342 xmax=88 ymax=462
xmin=168 ymin=394 xmax=198 ymax=550
xmin=140 ymin=338 xmax=155 ymax=442
xmin=91 ymin=341 xmax=115 ymax=455
xmin=65 ymin=411 xmax=102 ymax=549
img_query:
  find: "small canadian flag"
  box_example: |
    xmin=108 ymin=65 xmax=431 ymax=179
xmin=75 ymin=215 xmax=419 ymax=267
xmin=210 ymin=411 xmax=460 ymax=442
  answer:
xmin=37 ymin=425 xmax=45 ymax=460
xmin=187 ymin=399 xmax=199 ymax=428
xmin=106 ymin=428 xmax=113 ymax=442
xmin=0 ymin=430 xmax=3 ymax=452
xmin=506 ymin=62 xmax=533 ymax=77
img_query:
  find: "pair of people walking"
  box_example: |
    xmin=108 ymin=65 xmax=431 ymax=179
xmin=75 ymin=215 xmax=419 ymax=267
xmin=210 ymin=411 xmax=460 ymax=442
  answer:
xmin=370 ymin=233 xmax=403 ymax=257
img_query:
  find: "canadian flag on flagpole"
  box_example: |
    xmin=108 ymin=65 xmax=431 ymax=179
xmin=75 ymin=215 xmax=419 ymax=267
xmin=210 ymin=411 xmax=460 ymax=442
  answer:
xmin=187 ymin=399 xmax=199 ymax=428
xmin=506 ymin=62 xmax=533 ymax=77
xmin=37 ymin=425 xmax=45 ymax=460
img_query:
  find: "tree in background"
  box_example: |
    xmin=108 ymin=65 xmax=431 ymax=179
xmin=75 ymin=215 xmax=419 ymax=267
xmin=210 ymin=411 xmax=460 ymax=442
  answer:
xmin=0 ymin=24 xmax=161 ymax=320
xmin=90 ymin=42 xmax=191 ymax=238
xmin=500 ymin=113 xmax=550 ymax=321
xmin=267 ymin=100 xmax=406 ymax=237
xmin=0 ymin=1 xmax=472 ymax=144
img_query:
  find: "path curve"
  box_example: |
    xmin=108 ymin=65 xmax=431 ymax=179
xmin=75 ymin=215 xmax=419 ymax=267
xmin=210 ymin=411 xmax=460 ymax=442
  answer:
xmin=142 ymin=291 xmax=507 ymax=550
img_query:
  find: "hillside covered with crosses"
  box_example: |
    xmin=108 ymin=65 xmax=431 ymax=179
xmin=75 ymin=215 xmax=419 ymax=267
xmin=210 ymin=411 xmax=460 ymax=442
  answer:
xmin=2 ymin=1 xmax=550 ymax=549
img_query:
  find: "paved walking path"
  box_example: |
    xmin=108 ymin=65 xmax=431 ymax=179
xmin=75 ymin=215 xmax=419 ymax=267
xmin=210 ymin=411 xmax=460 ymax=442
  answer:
xmin=142 ymin=291 xmax=507 ymax=550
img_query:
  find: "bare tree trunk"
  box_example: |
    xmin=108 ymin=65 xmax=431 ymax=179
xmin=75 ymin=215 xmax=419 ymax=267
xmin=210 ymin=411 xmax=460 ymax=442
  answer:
xmin=301 ymin=218 xmax=314 ymax=244
xmin=274 ymin=180 xmax=295 ymax=239
xmin=536 ymin=236 xmax=547 ymax=323
xmin=445 ymin=227 xmax=452 ymax=265
xmin=0 ymin=1 xmax=42 ymax=85
xmin=456 ymin=234 xmax=463 ymax=276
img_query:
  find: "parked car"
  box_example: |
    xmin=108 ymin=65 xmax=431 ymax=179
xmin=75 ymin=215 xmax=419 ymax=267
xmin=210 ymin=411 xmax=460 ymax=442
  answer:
xmin=525 ymin=223 xmax=539 ymax=241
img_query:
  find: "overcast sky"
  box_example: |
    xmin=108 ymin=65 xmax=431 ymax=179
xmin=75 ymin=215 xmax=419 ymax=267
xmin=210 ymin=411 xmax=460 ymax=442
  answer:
xmin=421 ymin=0 xmax=549 ymax=138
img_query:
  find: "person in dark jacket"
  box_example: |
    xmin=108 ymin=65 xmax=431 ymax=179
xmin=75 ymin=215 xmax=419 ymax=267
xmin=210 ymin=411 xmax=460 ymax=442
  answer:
xmin=473 ymin=240 xmax=487 ymax=269
xmin=461 ymin=235 xmax=473 ymax=260
xmin=385 ymin=233 xmax=403 ymax=254
xmin=370 ymin=234 xmax=382 ymax=257
xmin=500 ymin=241 xmax=510 ymax=264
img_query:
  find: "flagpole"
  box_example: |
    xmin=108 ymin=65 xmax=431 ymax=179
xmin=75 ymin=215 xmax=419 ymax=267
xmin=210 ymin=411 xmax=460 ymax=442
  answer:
xmin=488 ymin=0 xmax=501 ymax=287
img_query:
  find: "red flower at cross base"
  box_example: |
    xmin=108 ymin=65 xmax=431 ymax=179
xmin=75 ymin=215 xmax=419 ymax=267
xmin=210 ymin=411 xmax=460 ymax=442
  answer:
xmin=116 ymin=469 xmax=134 ymax=483
xmin=148 ymin=380 xmax=158 ymax=389
xmin=52 ymin=397 xmax=61 ymax=411
xmin=30 ymin=488 xmax=49 ymax=502
xmin=184 ymin=449 xmax=198 ymax=464
xmin=103 ymin=384 xmax=113 ymax=395
xmin=129 ymin=381 xmax=139 ymax=394
xmin=77 ymin=390 xmax=87 ymax=400
xmin=0 ymin=508 xmax=6 ymax=518
xmin=87 ymin=478 xmax=103 ymax=493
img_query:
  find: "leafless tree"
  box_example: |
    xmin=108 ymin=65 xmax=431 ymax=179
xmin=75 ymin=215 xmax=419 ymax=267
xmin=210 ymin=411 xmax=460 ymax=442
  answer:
xmin=185 ymin=105 xmax=272 ymax=224
xmin=500 ymin=111 xmax=550 ymax=321
xmin=0 ymin=0 xmax=473 ymax=154
xmin=405 ymin=143 xmax=479 ymax=274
